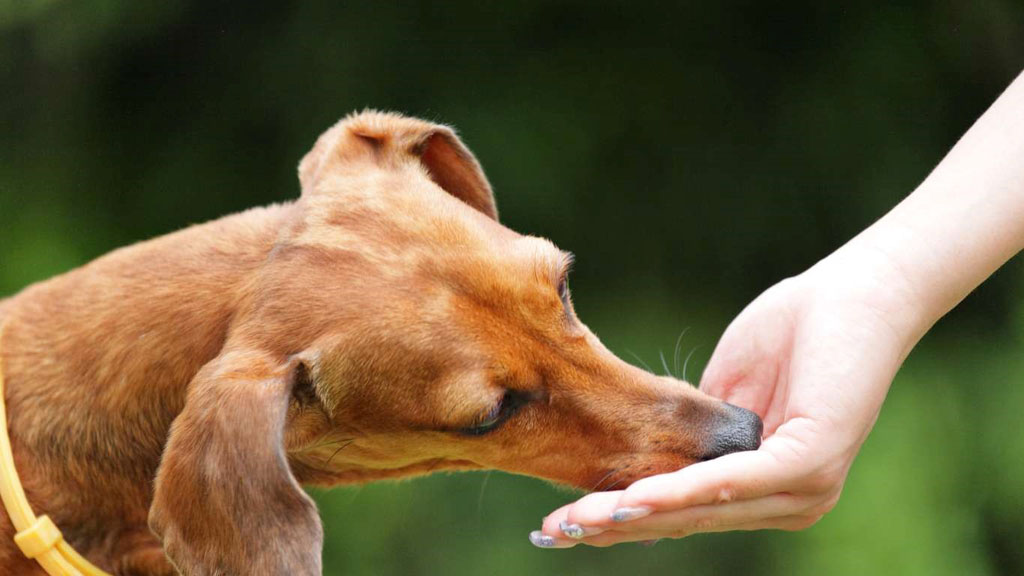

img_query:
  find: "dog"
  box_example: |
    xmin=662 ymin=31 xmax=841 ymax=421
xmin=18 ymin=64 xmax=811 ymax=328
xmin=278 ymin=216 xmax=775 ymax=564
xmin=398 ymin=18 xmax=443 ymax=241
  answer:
xmin=0 ymin=111 xmax=762 ymax=575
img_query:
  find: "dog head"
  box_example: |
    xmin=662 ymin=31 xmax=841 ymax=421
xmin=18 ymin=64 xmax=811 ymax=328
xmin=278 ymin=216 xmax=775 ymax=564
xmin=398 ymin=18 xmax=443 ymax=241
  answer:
xmin=150 ymin=112 xmax=761 ymax=574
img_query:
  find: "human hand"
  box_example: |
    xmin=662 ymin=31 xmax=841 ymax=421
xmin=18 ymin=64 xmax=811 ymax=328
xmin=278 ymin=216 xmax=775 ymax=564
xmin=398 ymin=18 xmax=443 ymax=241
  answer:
xmin=531 ymin=69 xmax=1024 ymax=548
xmin=532 ymin=250 xmax=923 ymax=548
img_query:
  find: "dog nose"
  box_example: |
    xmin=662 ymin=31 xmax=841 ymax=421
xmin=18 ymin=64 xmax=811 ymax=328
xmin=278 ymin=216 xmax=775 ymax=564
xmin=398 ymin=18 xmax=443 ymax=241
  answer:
xmin=700 ymin=403 xmax=763 ymax=461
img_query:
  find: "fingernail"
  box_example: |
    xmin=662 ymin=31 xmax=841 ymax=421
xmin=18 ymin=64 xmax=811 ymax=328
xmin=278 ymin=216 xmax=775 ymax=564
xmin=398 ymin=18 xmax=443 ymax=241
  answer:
xmin=559 ymin=521 xmax=604 ymax=539
xmin=529 ymin=530 xmax=571 ymax=549
xmin=610 ymin=506 xmax=652 ymax=522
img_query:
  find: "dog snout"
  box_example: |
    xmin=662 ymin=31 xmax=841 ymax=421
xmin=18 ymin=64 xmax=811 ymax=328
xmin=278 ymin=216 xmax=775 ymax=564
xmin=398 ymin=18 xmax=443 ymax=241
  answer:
xmin=700 ymin=403 xmax=763 ymax=461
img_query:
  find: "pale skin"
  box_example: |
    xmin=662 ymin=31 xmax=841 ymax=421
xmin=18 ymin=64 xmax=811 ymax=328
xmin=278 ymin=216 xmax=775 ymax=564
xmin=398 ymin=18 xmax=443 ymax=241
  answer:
xmin=532 ymin=69 xmax=1024 ymax=548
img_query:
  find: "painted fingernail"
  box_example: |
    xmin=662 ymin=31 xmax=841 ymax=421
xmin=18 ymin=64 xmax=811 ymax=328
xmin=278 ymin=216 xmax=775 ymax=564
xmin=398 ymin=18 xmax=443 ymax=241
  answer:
xmin=610 ymin=506 xmax=652 ymax=522
xmin=559 ymin=521 xmax=604 ymax=539
xmin=529 ymin=530 xmax=571 ymax=549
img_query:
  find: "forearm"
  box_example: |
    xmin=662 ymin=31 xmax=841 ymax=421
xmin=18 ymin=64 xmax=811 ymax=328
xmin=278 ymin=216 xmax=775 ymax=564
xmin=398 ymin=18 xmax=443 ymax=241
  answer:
xmin=828 ymin=70 xmax=1024 ymax=348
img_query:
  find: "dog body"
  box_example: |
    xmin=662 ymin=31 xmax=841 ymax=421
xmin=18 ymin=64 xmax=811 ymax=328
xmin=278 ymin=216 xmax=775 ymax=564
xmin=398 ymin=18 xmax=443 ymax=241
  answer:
xmin=0 ymin=206 xmax=291 ymax=574
xmin=0 ymin=112 xmax=761 ymax=575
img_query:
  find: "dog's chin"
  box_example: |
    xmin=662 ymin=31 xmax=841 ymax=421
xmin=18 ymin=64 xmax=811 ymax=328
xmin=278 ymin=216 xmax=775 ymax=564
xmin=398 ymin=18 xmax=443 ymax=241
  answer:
xmin=562 ymin=454 xmax=701 ymax=494
xmin=292 ymin=451 xmax=703 ymax=494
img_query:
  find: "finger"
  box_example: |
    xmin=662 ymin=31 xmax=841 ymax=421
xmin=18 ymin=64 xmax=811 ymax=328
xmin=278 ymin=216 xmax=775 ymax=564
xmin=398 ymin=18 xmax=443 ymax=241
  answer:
xmin=604 ymin=493 xmax=818 ymax=535
xmin=573 ymin=529 xmax=670 ymax=548
xmin=614 ymin=440 xmax=799 ymax=513
xmin=697 ymin=315 xmax=764 ymax=400
xmin=527 ymin=530 xmax=578 ymax=549
xmin=544 ymin=481 xmax=816 ymax=542
xmin=577 ymin=514 xmax=818 ymax=548
xmin=698 ymin=350 xmax=743 ymax=400
xmin=541 ymin=491 xmax=623 ymax=538
xmin=542 ymin=442 xmax=799 ymax=538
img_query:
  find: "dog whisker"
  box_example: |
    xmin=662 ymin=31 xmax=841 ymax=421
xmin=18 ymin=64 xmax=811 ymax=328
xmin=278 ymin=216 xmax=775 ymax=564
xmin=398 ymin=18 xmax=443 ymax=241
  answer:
xmin=345 ymin=484 xmax=364 ymax=506
xmin=682 ymin=345 xmax=702 ymax=384
xmin=324 ymin=439 xmax=355 ymax=467
xmin=300 ymin=434 xmax=356 ymax=454
xmin=308 ymin=437 xmax=355 ymax=451
xmin=476 ymin=470 xmax=493 ymax=527
xmin=672 ymin=327 xmax=691 ymax=378
xmin=659 ymin=350 xmax=671 ymax=377
xmin=602 ymin=478 xmax=627 ymax=492
xmin=590 ymin=467 xmax=623 ymax=493
xmin=595 ymin=470 xmax=628 ymax=493
xmin=308 ymin=429 xmax=334 ymax=447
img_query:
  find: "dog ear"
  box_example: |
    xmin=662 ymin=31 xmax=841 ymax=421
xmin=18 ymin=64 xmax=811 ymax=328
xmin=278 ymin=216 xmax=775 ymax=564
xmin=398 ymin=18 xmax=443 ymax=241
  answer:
xmin=149 ymin=350 xmax=323 ymax=576
xmin=298 ymin=111 xmax=498 ymax=220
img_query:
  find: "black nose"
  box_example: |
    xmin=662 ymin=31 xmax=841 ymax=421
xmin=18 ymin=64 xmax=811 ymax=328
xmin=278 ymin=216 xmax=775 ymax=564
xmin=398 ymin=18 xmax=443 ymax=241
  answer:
xmin=701 ymin=403 xmax=763 ymax=461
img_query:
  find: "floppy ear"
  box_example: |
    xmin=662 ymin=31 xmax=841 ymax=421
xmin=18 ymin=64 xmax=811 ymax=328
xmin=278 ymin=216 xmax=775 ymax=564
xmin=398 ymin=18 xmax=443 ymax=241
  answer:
xmin=149 ymin=350 xmax=323 ymax=576
xmin=297 ymin=111 xmax=498 ymax=220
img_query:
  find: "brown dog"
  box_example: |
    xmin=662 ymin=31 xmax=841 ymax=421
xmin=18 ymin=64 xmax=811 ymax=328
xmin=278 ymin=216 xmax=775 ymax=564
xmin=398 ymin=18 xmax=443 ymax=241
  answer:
xmin=0 ymin=111 xmax=761 ymax=575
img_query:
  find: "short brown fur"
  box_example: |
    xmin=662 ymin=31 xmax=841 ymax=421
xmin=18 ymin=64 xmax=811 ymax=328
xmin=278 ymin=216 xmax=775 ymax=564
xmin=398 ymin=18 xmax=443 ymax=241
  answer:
xmin=0 ymin=111 xmax=743 ymax=575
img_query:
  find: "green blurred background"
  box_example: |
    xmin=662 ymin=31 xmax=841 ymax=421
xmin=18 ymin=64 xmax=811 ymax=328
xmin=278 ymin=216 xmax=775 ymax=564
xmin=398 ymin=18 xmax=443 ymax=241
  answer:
xmin=3 ymin=2 xmax=1024 ymax=575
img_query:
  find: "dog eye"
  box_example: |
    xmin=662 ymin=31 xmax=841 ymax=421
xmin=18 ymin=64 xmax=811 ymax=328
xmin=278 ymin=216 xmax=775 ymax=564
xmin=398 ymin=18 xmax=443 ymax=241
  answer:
xmin=459 ymin=391 xmax=527 ymax=436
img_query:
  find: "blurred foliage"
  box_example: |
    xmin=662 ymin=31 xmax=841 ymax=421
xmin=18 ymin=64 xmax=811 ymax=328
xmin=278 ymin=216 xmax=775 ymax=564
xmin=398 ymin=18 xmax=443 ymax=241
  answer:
xmin=2 ymin=1 xmax=1023 ymax=575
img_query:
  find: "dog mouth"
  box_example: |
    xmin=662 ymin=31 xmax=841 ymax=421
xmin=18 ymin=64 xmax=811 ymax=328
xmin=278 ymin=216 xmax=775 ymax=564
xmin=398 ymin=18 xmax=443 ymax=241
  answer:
xmin=568 ymin=453 xmax=697 ymax=493
xmin=571 ymin=427 xmax=762 ymax=492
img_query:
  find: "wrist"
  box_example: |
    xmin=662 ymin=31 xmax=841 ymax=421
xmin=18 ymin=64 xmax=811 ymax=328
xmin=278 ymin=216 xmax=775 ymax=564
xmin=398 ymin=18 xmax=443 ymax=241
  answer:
xmin=804 ymin=234 xmax=935 ymax=355
xmin=806 ymin=71 xmax=1024 ymax=356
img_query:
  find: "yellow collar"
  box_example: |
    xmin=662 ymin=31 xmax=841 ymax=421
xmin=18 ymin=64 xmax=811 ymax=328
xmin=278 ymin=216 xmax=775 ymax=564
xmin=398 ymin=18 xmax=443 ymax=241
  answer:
xmin=0 ymin=323 xmax=112 ymax=576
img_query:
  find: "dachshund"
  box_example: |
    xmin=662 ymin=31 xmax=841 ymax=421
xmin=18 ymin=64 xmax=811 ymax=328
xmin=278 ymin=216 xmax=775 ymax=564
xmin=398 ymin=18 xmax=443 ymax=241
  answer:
xmin=0 ymin=111 xmax=762 ymax=575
